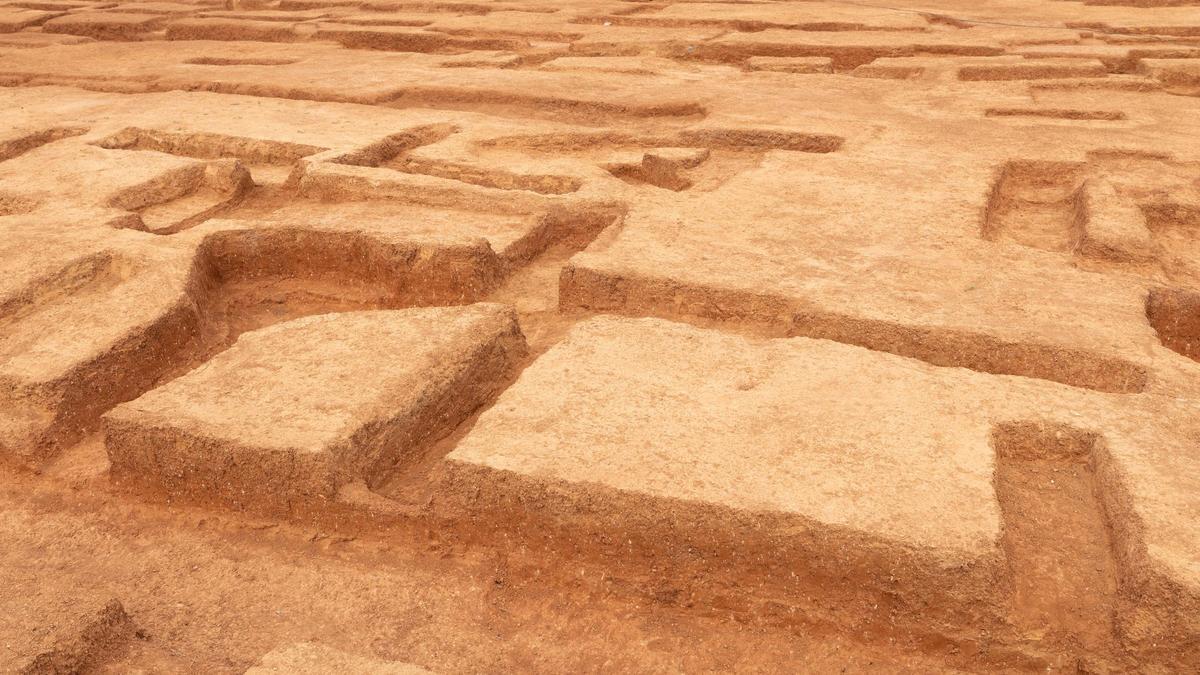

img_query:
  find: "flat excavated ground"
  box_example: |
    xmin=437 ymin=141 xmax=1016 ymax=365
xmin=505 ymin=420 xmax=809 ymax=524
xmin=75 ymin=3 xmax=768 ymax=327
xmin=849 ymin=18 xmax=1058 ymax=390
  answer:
xmin=0 ymin=0 xmax=1198 ymax=671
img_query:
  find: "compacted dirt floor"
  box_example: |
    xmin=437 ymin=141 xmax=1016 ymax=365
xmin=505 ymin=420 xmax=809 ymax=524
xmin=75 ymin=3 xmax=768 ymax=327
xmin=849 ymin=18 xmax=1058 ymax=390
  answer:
xmin=1 ymin=0 xmax=1199 ymax=671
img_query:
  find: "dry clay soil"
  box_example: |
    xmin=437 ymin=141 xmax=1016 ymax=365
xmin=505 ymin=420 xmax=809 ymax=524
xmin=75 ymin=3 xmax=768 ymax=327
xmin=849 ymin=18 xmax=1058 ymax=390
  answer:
xmin=2 ymin=0 xmax=1200 ymax=671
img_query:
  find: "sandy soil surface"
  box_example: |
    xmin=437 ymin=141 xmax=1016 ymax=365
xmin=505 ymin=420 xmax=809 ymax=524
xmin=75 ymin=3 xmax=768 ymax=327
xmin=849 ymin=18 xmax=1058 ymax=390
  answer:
xmin=0 ymin=0 xmax=1198 ymax=671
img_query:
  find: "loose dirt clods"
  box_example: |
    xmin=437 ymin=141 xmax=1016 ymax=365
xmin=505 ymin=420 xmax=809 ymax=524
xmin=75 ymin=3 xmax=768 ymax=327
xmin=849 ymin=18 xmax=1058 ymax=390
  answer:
xmin=0 ymin=0 xmax=1198 ymax=672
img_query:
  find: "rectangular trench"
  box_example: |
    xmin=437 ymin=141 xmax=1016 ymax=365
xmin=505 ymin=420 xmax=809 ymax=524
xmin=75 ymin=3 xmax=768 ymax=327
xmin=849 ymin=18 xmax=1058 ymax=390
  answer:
xmin=992 ymin=422 xmax=1118 ymax=654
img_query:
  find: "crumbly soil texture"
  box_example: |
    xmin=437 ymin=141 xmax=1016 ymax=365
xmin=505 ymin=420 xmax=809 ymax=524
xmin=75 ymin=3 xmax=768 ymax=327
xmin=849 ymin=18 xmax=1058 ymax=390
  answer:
xmin=2 ymin=0 xmax=1200 ymax=672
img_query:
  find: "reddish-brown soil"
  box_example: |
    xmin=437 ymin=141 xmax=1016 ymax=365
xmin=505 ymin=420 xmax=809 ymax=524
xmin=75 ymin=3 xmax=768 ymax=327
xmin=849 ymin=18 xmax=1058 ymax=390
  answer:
xmin=1 ymin=0 xmax=1199 ymax=672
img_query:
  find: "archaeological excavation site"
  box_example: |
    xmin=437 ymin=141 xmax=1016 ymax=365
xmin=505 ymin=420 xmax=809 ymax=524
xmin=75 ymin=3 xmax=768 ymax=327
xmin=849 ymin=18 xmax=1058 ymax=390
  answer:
xmin=1 ymin=0 xmax=1199 ymax=671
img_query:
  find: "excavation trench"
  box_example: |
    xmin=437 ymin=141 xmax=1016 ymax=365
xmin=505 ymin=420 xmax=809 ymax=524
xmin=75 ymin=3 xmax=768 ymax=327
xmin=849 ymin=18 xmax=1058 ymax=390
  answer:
xmin=991 ymin=422 xmax=1120 ymax=662
xmin=1147 ymin=285 xmax=1200 ymax=362
xmin=558 ymin=264 xmax=1150 ymax=393
xmin=982 ymin=159 xmax=1088 ymax=253
xmin=323 ymin=124 xmax=584 ymax=196
xmin=362 ymin=419 xmax=1143 ymax=672
xmin=6 ymin=206 xmax=619 ymax=469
